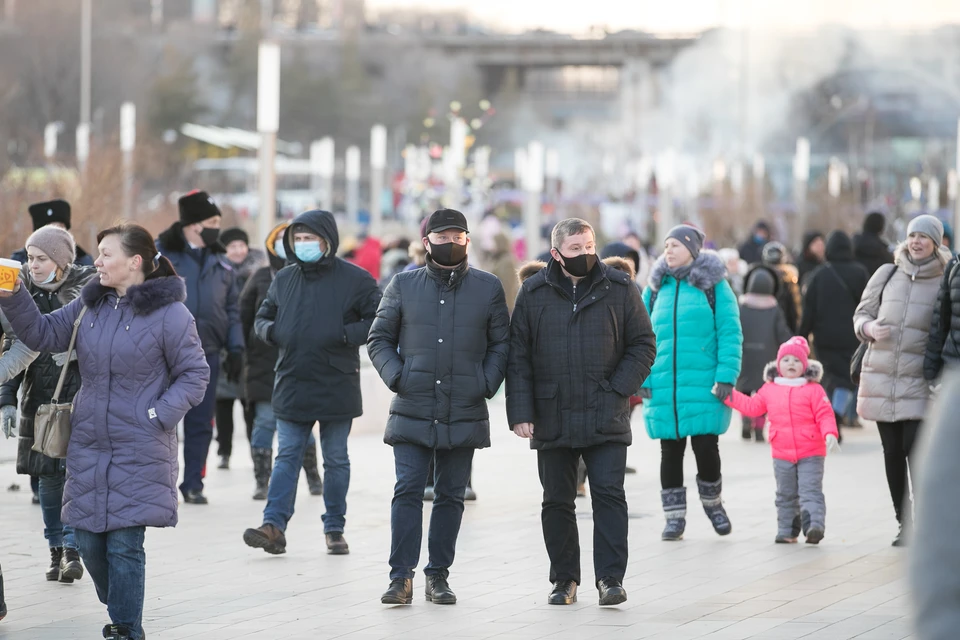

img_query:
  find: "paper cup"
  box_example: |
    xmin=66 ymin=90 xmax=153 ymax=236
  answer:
xmin=0 ymin=258 xmax=21 ymax=291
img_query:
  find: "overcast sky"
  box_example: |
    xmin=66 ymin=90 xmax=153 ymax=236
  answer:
xmin=366 ymin=0 xmax=960 ymax=34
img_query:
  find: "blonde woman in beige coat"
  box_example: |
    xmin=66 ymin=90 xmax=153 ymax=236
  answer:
xmin=853 ymin=215 xmax=950 ymax=547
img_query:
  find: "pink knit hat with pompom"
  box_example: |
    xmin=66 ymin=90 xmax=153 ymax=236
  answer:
xmin=777 ymin=337 xmax=809 ymax=373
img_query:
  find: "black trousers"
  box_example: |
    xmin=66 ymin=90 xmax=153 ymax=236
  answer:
xmin=876 ymin=420 xmax=921 ymax=522
xmin=537 ymin=443 xmax=628 ymax=585
xmin=660 ymin=435 xmax=721 ymax=489
xmin=215 ymin=399 xmax=255 ymax=458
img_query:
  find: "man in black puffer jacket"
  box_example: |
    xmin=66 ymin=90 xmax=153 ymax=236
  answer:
xmin=799 ymin=231 xmax=869 ymax=427
xmin=924 ymin=255 xmax=960 ymax=381
xmin=239 ymin=222 xmax=323 ymax=501
xmin=368 ymin=209 xmax=510 ymax=606
xmin=507 ymin=218 xmax=656 ymax=608
xmin=243 ymin=210 xmax=381 ymax=558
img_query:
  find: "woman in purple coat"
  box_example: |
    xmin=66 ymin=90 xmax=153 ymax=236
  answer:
xmin=0 ymin=223 xmax=209 ymax=640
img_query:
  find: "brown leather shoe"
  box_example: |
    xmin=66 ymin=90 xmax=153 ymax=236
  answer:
xmin=243 ymin=524 xmax=287 ymax=555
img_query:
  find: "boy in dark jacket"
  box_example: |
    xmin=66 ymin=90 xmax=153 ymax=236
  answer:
xmin=736 ymin=265 xmax=793 ymax=441
xmin=243 ymin=210 xmax=381 ymax=557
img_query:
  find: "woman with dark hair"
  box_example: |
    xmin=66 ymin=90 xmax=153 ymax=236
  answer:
xmin=0 ymin=223 xmax=210 ymax=640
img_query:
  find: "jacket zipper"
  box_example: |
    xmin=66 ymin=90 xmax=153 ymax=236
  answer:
xmin=673 ymin=280 xmax=681 ymax=439
xmin=572 ymin=282 xmax=577 ymax=312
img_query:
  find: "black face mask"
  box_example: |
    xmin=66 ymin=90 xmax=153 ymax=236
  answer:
xmin=199 ymin=227 xmax=220 ymax=248
xmin=558 ymin=251 xmax=597 ymax=278
xmin=428 ymin=241 xmax=467 ymax=267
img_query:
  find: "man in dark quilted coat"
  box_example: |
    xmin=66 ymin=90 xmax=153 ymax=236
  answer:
xmin=368 ymin=209 xmax=510 ymax=606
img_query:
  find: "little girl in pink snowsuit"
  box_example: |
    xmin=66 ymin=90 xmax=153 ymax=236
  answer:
xmin=720 ymin=337 xmax=839 ymax=544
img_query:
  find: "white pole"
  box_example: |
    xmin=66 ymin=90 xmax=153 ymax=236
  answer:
xmin=793 ymin=137 xmax=811 ymax=245
xmin=120 ymin=102 xmax=136 ymax=219
xmin=43 ymin=122 xmax=62 ymax=161
xmin=545 ymin=148 xmax=560 ymax=213
xmin=929 ymin=177 xmax=940 ymax=212
xmin=76 ymin=123 xmax=90 ymax=174
xmin=657 ymin=149 xmax=676 ymax=240
xmin=448 ymin=118 xmax=468 ymax=211
xmin=80 ymin=0 xmax=91 ymax=128
xmin=470 ymin=145 xmax=490 ymax=224
xmin=317 ymin=137 xmax=335 ymax=212
xmin=150 ymin=0 xmax=163 ymax=27
xmin=752 ymin=153 xmax=765 ymax=212
xmin=257 ymin=41 xmax=281 ymax=244
xmin=346 ymin=145 xmax=361 ymax=226
xmin=370 ymin=124 xmax=387 ymax=237
xmin=524 ymin=142 xmax=544 ymax=260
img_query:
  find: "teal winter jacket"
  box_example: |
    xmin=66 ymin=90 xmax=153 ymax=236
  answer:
xmin=641 ymin=251 xmax=743 ymax=440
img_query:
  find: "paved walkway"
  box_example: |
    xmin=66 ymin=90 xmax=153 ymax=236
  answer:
xmin=0 ymin=393 xmax=913 ymax=639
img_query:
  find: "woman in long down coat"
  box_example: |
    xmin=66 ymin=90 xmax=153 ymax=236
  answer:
xmin=854 ymin=215 xmax=949 ymax=547
xmin=0 ymin=224 xmax=209 ymax=640
xmin=640 ymin=225 xmax=743 ymax=541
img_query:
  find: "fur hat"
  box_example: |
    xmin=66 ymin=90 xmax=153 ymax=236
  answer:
xmin=178 ymin=191 xmax=221 ymax=226
xmin=25 ymin=225 xmax=76 ymax=270
xmin=777 ymin=336 xmax=810 ymax=374
xmin=28 ymin=199 xmax=71 ymax=231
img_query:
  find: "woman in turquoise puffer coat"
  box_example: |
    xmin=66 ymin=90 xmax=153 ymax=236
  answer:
xmin=640 ymin=225 xmax=743 ymax=541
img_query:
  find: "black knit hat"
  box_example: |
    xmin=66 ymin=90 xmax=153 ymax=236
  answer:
xmin=28 ymin=199 xmax=71 ymax=231
xmin=220 ymin=227 xmax=249 ymax=247
xmin=178 ymin=191 xmax=222 ymax=225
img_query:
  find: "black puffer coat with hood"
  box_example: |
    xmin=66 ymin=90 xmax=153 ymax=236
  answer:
xmin=254 ymin=210 xmax=382 ymax=423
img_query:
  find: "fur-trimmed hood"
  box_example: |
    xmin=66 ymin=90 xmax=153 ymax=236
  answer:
xmin=81 ymin=275 xmax=187 ymax=315
xmin=647 ymin=250 xmax=727 ymax=293
xmin=763 ymin=359 xmax=824 ymax=383
xmin=157 ymin=222 xmax=226 ymax=254
xmin=516 ymin=256 xmax=635 ymax=284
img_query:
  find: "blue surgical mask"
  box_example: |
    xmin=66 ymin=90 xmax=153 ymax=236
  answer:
xmin=294 ymin=241 xmax=324 ymax=263
xmin=273 ymin=239 xmax=286 ymax=260
xmin=39 ymin=270 xmax=57 ymax=285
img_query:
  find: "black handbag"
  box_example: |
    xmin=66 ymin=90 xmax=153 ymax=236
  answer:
xmin=849 ymin=266 xmax=896 ymax=386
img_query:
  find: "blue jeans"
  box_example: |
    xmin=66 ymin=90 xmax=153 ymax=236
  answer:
xmin=75 ymin=527 xmax=146 ymax=640
xmin=389 ymin=444 xmax=474 ymax=580
xmin=262 ymin=419 xmax=350 ymax=533
xmin=180 ymin=353 xmax=219 ymax=496
xmin=39 ymin=469 xmax=76 ymax=549
xmin=250 ymin=402 xmax=315 ymax=450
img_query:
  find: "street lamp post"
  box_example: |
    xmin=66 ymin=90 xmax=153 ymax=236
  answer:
xmin=346 ymin=146 xmax=361 ymax=227
xmin=120 ymin=102 xmax=136 ymax=219
xmin=523 ymin=142 xmax=544 ymax=260
xmin=370 ymin=124 xmax=387 ymax=237
xmin=257 ymin=41 xmax=281 ymax=244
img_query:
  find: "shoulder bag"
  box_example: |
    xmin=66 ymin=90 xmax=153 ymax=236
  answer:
xmin=32 ymin=307 xmax=87 ymax=459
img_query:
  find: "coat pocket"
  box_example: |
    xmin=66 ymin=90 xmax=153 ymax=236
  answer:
xmin=329 ymin=353 xmax=360 ymax=375
xmin=598 ymin=389 xmax=631 ymax=435
xmin=395 ymin=356 xmax=414 ymax=393
xmin=475 ymin=363 xmax=489 ymax=400
xmin=533 ymin=382 xmax=561 ymax=442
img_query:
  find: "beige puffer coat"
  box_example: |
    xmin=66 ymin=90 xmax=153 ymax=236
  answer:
xmin=854 ymin=244 xmax=950 ymax=422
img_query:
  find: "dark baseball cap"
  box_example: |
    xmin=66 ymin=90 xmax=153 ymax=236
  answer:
xmin=424 ymin=209 xmax=469 ymax=236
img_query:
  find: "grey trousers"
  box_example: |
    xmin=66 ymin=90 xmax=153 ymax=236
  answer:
xmin=773 ymin=457 xmax=826 ymax=535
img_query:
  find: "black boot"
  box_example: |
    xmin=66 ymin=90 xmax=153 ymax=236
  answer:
xmin=425 ymin=575 xmax=457 ymax=604
xmin=548 ymin=580 xmax=578 ymax=605
xmin=302 ymin=441 xmax=323 ymax=496
xmin=381 ymin=578 xmax=413 ymax=605
xmin=251 ymin=447 xmax=272 ymax=501
xmin=0 ymin=561 xmax=6 ymax=621
xmin=46 ymin=547 xmax=63 ymax=582
xmin=753 ymin=427 xmax=765 ymax=442
xmin=102 ymin=623 xmax=134 ymax=639
xmin=741 ymin=415 xmax=752 ymax=439
xmin=597 ymin=577 xmax=627 ymax=606
xmin=60 ymin=547 xmax=83 ymax=582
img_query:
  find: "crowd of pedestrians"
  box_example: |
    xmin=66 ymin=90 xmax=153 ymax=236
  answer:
xmin=0 ymin=194 xmax=953 ymax=638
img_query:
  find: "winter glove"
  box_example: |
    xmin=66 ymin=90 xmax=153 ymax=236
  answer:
xmin=51 ymin=350 xmax=77 ymax=367
xmin=1 ymin=405 xmax=16 ymax=439
xmin=224 ymin=351 xmax=244 ymax=384
xmin=826 ymin=433 xmax=841 ymax=455
xmin=636 ymin=388 xmax=652 ymax=400
xmin=712 ymin=383 xmax=735 ymax=401
xmin=863 ymin=320 xmax=891 ymax=341
xmin=930 ymin=383 xmax=942 ymax=397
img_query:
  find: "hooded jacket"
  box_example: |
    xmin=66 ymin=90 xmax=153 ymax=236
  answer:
xmin=506 ymin=256 xmax=656 ymax=450
xmin=797 ymin=231 xmax=825 ymax=289
xmin=157 ymin=222 xmax=243 ymax=356
xmin=254 ymin=210 xmax=382 ymax=423
xmin=853 ymin=213 xmax=895 ymax=277
xmin=799 ymin=232 xmax=869 ymax=351
xmin=640 ymin=251 xmax=743 ymax=439
xmin=0 ymin=274 xmax=210 ymax=532
xmin=367 ymin=252 xmax=510 ymax=450
xmin=0 ymin=265 xmax=96 ymax=476
xmin=854 ymin=244 xmax=949 ymax=422
xmin=724 ymin=361 xmax=838 ymax=463
xmin=737 ymin=265 xmax=793 ymax=394
xmin=240 ymin=223 xmax=287 ymax=404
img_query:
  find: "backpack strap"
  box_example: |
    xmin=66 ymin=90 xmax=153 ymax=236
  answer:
xmin=648 ymin=285 xmax=715 ymax=315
